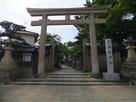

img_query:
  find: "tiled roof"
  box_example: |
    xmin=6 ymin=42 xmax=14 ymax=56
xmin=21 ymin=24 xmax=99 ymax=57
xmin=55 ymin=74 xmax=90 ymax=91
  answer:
xmin=17 ymin=30 xmax=38 ymax=36
xmin=13 ymin=46 xmax=36 ymax=52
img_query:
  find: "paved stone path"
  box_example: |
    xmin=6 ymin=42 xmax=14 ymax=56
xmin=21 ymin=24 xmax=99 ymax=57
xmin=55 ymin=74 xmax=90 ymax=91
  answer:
xmin=0 ymin=66 xmax=136 ymax=102
xmin=11 ymin=66 xmax=126 ymax=85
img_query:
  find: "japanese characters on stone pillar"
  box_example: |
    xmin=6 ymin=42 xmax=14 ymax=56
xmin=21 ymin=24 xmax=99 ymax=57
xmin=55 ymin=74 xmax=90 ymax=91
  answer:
xmin=103 ymin=39 xmax=120 ymax=80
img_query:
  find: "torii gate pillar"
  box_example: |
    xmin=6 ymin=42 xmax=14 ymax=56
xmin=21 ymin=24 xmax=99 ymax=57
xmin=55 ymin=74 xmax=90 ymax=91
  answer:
xmin=89 ymin=13 xmax=100 ymax=77
xmin=37 ymin=15 xmax=47 ymax=74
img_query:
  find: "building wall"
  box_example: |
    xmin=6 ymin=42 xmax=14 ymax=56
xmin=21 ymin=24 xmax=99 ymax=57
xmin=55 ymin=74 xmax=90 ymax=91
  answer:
xmin=20 ymin=34 xmax=35 ymax=46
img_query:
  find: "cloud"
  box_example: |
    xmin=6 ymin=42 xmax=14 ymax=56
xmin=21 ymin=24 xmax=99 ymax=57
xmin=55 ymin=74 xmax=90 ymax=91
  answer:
xmin=33 ymin=0 xmax=85 ymax=8
xmin=0 ymin=0 xmax=87 ymax=43
xmin=47 ymin=25 xmax=78 ymax=43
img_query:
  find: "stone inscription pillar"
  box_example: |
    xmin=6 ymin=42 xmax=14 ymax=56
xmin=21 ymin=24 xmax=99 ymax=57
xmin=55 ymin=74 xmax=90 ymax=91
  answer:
xmin=89 ymin=13 xmax=100 ymax=77
xmin=103 ymin=39 xmax=120 ymax=80
xmin=105 ymin=39 xmax=114 ymax=73
xmin=38 ymin=15 xmax=47 ymax=74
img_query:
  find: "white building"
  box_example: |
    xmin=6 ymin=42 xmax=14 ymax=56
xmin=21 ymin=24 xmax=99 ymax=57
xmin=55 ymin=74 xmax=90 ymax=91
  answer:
xmin=16 ymin=30 xmax=38 ymax=62
xmin=17 ymin=30 xmax=38 ymax=46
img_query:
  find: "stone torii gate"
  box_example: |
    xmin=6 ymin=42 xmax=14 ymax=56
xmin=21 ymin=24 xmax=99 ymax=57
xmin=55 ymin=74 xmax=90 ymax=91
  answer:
xmin=27 ymin=5 xmax=111 ymax=77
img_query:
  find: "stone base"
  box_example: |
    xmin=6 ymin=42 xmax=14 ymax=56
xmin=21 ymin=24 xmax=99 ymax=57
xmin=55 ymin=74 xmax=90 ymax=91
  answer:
xmin=121 ymin=68 xmax=136 ymax=81
xmin=0 ymin=61 xmax=17 ymax=69
xmin=91 ymin=73 xmax=102 ymax=79
xmin=0 ymin=61 xmax=19 ymax=81
xmin=19 ymin=68 xmax=33 ymax=78
xmin=0 ymin=68 xmax=19 ymax=81
xmin=34 ymin=72 xmax=47 ymax=78
xmin=103 ymin=73 xmax=120 ymax=80
xmin=126 ymin=58 xmax=136 ymax=62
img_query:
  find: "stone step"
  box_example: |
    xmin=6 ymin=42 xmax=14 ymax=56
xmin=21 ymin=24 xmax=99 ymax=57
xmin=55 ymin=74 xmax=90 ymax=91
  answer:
xmin=122 ymin=64 xmax=136 ymax=69
xmin=12 ymin=77 xmax=127 ymax=86
xmin=16 ymin=78 xmax=94 ymax=82
xmin=47 ymin=73 xmax=91 ymax=75
xmin=10 ymin=67 xmax=128 ymax=86
xmin=46 ymin=73 xmax=91 ymax=78
xmin=46 ymin=76 xmax=91 ymax=78
xmin=47 ymin=75 xmax=91 ymax=77
xmin=10 ymin=81 xmax=127 ymax=86
xmin=45 ymin=78 xmax=101 ymax=81
xmin=15 ymin=78 xmax=125 ymax=82
xmin=124 ymin=61 xmax=136 ymax=65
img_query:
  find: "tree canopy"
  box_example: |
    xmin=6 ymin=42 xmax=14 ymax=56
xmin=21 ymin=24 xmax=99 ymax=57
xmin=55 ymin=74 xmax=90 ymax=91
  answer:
xmin=0 ymin=21 xmax=25 ymax=41
xmin=75 ymin=0 xmax=136 ymax=44
xmin=46 ymin=33 xmax=62 ymax=42
xmin=71 ymin=0 xmax=136 ymax=61
xmin=106 ymin=0 xmax=136 ymax=43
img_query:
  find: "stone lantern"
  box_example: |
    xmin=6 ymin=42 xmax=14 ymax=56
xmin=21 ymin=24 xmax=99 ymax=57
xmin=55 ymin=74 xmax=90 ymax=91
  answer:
xmin=120 ymin=37 xmax=136 ymax=84
xmin=0 ymin=39 xmax=17 ymax=80
xmin=125 ymin=36 xmax=136 ymax=61
xmin=1 ymin=39 xmax=14 ymax=63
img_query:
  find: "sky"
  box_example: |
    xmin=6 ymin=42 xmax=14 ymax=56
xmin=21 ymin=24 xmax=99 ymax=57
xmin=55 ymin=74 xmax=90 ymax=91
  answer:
xmin=0 ymin=0 xmax=90 ymax=43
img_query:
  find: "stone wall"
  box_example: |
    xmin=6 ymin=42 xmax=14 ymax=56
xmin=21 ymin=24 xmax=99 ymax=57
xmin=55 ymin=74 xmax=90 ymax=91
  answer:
xmin=121 ymin=68 xmax=136 ymax=81
xmin=0 ymin=46 xmax=55 ymax=78
xmin=83 ymin=50 xmax=121 ymax=72
xmin=0 ymin=52 xmax=33 ymax=78
xmin=0 ymin=68 xmax=20 ymax=81
xmin=121 ymin=60 xmax=136 ymax=82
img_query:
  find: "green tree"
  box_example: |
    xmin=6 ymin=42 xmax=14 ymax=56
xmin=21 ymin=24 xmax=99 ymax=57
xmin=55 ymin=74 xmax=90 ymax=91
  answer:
xmin=55 ymin=42 xmax=69 ymax=67
xmin=37 ymin=33 xmax=62 ymax=44
xmin=75 ymin=0 xmax=136 ymax=44
xmin=0 ymin=21 xmax=25 ymax=41
xmin=72 ymin=0 xmax=136 ymax=60
xmin=106 ymin=0 xmax=136 ymax=43
xmin=46 ymin=33 xmax=62 ymax=41
xmin=66 ymin=41 xmax=74 ymax=47
xmin=87 ymin=0 xmax=136 ymax=44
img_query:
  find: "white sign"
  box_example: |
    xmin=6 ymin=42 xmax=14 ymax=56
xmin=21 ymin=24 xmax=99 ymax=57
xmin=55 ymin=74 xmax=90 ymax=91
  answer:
xmin=23 ymin=53 xmax=32 ymax=62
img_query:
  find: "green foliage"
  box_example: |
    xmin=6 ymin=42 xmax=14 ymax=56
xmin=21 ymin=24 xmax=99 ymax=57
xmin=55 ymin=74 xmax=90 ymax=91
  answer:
xmin=72 ymin=0 xmax=136 ymax=59
xmin=75 ymin=0 xmax=136 ymax=45
xmin=0 ymin=21 xmax=25 ymax=33
xmin=69 ymin=43 xmax=83 ymax=59
xmin=46 ymin=33 xmax=61 ymax=41
xmin=55 ymin=42 xmax=69 ymax=64
xmin=0 ymin=21 xmax=26 ymax=42
xmin=95 ymin=0 xmax=136 ymax=44
xmin=37 ymin=33 xmax=62 ymax=44
xmin=67 ymin=41 xmax=74 ymax=47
